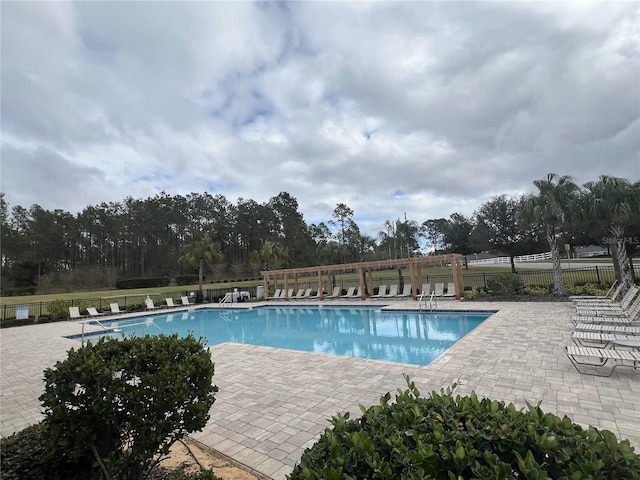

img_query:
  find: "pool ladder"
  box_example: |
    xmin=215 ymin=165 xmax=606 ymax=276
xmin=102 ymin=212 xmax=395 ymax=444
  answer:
xmin=80 ymin=318 xmax=163 ymax=347
xmin=418 ymin=291 xmax=437 ymax=311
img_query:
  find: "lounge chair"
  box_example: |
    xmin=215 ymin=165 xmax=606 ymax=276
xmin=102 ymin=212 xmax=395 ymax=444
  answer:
xmin=69 ymin=306 xmax=83 ymax=320
xmin=433 ymin=283 xmax=445 ymax=297
xmin=295 ymin=288 xmax=312 ymax=300
xmin=572 ymin=331 xmax=639 ymax=347
xmin=110 ymin=303 xmax=123 ymax=314
xmin=571 ymin=296 xmax=640 ymax=325
xmin=574 ymin=287 xmax=639 ymax=316
xmin=372 ymin=285 xmax=387 ymax=298
xmin=325 ymin=286 xmax=341 ymax=299
xmin=145 ymin=298 xmax=158 ymax=310
xmin=293 ymin=289 xmax=306 ymax=299
xmin=86 ymin=307 xmax=105 ymax=317
xmin=181 ymin=296 xmax=192 ymax=306
xmin=565 ymin=345 xmax=640 ymax=376
xmin=269 ymin=289 xmax=282 ymax=300
xmin=442 ymin=282 xmax=456 ymax=298
xmin=166 ymin=298 xmax=176 ymax=308
xmin=284 ymin=288 xmax=294 ymax=299
xmin=341 ymin=287 xmax=356 ymax=298
xmin=397 ymin=284 xmax=412 ymax=297
xmin=421 ymin=284 xmax=431 ymax=296
xmin=571 ymin=282 xmax=623 ymax=305
xmin=385 ymin=285 xmax=398 ymax=297
xmin=574 ymin=323 xmax=640 ymax=335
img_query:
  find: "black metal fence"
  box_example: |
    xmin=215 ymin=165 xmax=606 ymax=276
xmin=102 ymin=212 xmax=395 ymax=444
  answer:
xmin=302 ymin=265 xmax=630 ymax=294
xmin=0 ymin=266 xmax=635 ymax=322
xmin=0 ymin=287 xmax=258 ymax=323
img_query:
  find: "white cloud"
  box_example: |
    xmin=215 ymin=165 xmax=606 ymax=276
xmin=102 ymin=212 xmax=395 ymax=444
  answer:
xmin=1 ymin=1 xmax=638 ymax=236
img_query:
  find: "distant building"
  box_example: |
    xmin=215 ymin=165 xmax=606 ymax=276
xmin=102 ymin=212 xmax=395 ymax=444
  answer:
xmin=575 ymin=245 xmax=608 ymax=258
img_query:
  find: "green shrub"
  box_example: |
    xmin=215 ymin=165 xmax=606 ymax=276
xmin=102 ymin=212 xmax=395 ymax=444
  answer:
xmin=289 ymin=377 xmax=640 ymax=480
xmin=520 ymin=285 xmax=551 ymax=296
xmin=40 ymin=334 xmax=218 ymax=480
xmin=486 ymin=273 xmax=523 ymax=296
xmin=568 ymin=283 xmax=610 ymax=297
xmin=0 ymin=422 xmax=95 ymax=480
xmin=115 ymin=277 xmax=171 ymax=289
xmin=47 ymin=299 xmax=70 ymax=321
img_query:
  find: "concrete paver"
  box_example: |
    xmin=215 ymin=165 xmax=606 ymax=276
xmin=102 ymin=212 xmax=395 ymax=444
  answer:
xmin=1 ymin=300 xmax=639 ymax=479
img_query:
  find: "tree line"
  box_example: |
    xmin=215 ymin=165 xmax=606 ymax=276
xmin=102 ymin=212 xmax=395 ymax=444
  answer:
xmin=1 ymin=174 xmax=638 ymax=295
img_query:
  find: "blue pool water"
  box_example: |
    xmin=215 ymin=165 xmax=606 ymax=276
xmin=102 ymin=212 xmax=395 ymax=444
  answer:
xmin=88 ymin=306 xmax=493 ymax=366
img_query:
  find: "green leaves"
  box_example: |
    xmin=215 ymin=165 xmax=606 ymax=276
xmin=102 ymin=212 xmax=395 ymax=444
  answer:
xmin=288 ymin=377 xmax=640 ymax=480
xmin=39 ymin=333 xmax=217 ymax=480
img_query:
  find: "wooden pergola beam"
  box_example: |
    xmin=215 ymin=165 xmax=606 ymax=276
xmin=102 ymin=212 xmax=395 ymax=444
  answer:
xmin=262 ymin=253 xmax=465 ymax=301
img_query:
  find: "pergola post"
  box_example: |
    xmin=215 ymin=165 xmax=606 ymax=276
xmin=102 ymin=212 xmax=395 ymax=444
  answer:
xmin=284 ymin=273 xmax=289 ymax=300
xmin=317 ymin=270 xmax=324 ymax=300
xmin=367 ymin=269 xmax=374 ymax=298
xmin=451 ymin=255 xmax=465 ymax=300
xmin=358 ymin=267 xmax=366 ymax=300
xmin=409 ymin=262 xmax=417 ymax=299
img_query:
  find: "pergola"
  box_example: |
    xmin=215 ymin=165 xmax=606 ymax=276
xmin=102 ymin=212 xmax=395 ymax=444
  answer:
xmin=261 ymin=253 xmax=465 ymax=301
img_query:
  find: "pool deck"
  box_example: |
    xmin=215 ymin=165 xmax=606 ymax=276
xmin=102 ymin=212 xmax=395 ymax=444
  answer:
xmin=1 ymin=299 xmax=639 ymax=479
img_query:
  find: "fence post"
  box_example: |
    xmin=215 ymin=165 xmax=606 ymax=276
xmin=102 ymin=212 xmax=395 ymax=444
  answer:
xmin=595 ymin=266 xmax=600 ymax=284
xmin=482 ymin=273 xmax=487 ymax=289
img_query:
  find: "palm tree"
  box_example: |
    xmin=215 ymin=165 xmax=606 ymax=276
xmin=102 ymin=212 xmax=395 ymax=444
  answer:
xmin=250 ymin=240 xmax=288 ymax=271
xmin=521 ymin=173 xmax=579 ymax=296
xmin=180 ymin=233 xmax=223 ymax=302
xmin=582 ymin=176 xmax=639 ymax=293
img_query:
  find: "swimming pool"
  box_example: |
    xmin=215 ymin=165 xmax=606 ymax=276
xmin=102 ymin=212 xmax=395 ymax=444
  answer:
xmin=87 ymin=306 xmax=493 ymax=366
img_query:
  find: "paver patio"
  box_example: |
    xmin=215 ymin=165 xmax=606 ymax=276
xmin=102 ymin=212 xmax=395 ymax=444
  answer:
xmin=1 ymin=300 xmax=639 ymax=479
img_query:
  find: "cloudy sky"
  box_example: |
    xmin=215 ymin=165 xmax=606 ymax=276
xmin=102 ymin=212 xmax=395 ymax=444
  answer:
xmin=2 ymin=1 xmax=638 ymax=236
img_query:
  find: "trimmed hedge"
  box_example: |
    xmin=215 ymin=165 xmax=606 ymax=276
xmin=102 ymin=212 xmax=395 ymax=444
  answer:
xmin=176 ymin=275 xmax=199 ymax=285
xmin=115 ymin=277 xmax=171 ymax=289
xmin=289 ymin=377 xmax=640 ymax=480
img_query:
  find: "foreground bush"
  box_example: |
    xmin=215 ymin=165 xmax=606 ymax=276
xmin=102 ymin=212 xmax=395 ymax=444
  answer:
xmin=39 ymin=334 xmax=218 ymax=480
xmin=289 ymin=377 xmax=640 ymax=480
xmin=0 ymin=422 xmax=94 ymax=480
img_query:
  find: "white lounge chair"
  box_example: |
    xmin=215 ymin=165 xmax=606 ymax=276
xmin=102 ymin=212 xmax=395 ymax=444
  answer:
xmin=145 ymin=298 xmax=158 ymax=310
xmin=433 ymin=283 xmax=445 ymax=297
xmin=397 ymin=284 xmax=412 ymax=297
xmin=269 ymin=289 xmax=282 ymax=300
xmin=166 ymin=298 xmax=176 ymax=308
xmin=295 ymin=288 xmax=312 ymax=300
xmin=385 ymin=285 xmax=398 ymax=297
xmin=69 ymin=306 xmax=83 ymax=320
xmin=443 ymin=282 xmax=456 ymax=297
xmin=283 ymin=288 xmax=294 ymax=299
xmin=341 ymin=287 xmax=356 ymax=298
xmin=181 ymin=296 xmax=192 ymax=306
xmin=574 ymin=323 xmax=640 ymax=335
xmin=571 ymin=282 xmax=623 ymax=305
xmin=574 ymin=287 xmax=639 ymax=316
xmin=110 ymin=303 xmax=123 ymax=314
xmin=372 ymin=285 xmax=387 ymax=298
xmin=565 ymin=345 xmax=640 ymax=376
xmin=325 ymin=286 xmax=341 ymax=299
xmin=571 ymin=296 xmax=640 ymax=325
xmin=293 ymin=289 xmax=306 ymax=299
xmin=572 ymin=331 xmax=639 ymax=347
xmin=86 ymin=307 xmax=105 ymax=317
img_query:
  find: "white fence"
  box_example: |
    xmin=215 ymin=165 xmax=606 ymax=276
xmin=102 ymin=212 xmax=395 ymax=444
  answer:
xmin=467 ymin=251 xmax=552 ymax=265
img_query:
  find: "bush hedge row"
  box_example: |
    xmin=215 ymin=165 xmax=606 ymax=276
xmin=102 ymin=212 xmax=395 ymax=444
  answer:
xmin=289 ymin=377 xmax=640 ymax=480
xmin=115 ymin=277 xmax=171 ymax=289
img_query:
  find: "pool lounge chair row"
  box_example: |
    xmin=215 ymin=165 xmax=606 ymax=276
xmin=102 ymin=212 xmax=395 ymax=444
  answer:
xmin=266 ymin=282 xmax=458 ymax=301
xmin=68 ymin=296 xmax=194 ymax=319
xmin=566 ymin=284 xmax=640 ymax=376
